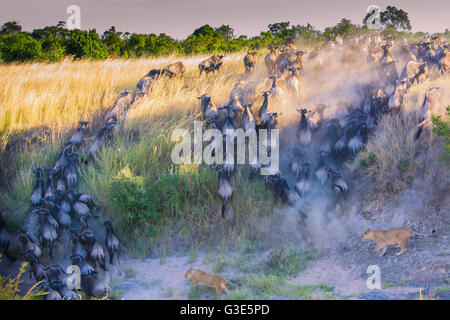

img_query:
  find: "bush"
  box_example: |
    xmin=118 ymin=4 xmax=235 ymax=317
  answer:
xmin=0 ymin=33 xmax=42 ymax=63
xmin=65 ymin=29 xmax=109 ymax=59
xmin=263 ymin=249 xmax=315 ymax=277
xmin=353 ymin=114 xmax=417 ymax=195
xmin=432 ymin=106 xmax=450 ymax=163
xmin=0 ymin=255 xmax=46 ymax=300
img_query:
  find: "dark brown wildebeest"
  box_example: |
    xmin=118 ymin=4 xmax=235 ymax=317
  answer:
xmin=415 ymin=87 xmax=441 ymax=140
xmin=105 ymin=91 xmax=133 ymax=124
xmin=136 ymin=76 xmax=154 ymax=98
xmin=243 ymin=52 xmax=256 ymax=73
xmin=264 ymin=46 xmax=279 ymax=74
xmin=198 ymin=94 xmax=218 ymax=121
xmin=146 ymin=69 xmax=162 ymax=79
xmin=198 ymin=55 xmax=225 ymax=75
xmin=276 ymin=50 xmax=307 ymax=73
xmin=162 ymin=61 xmax=186 ymax=78
xmin=399 ymin=60 xmax=428 ymax=86
xmin=439 ymin=50 xmax=450 ymax=74
xmin=388 ymin=80 xmax=408 ymax=113
xmin=379 ymin=43 xmax=396 ymax=64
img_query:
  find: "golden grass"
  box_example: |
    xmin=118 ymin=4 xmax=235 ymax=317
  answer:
xmin=0 ymin=53 xmax=267 ymax=149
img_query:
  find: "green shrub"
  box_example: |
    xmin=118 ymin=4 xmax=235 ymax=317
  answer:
xmin=263 ymin=249 xmax=315 ymax=277
xmin=0 ymin=33 xmax=42 ymax=63
xmin=432 ymin=106 xmax=450 ymax=163
xmin=0 ymin=255 xmax=46 ymax=300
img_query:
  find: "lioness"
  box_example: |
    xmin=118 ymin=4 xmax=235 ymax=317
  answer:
xmin=362 ymin=228 xmax=435 ymax=256
xmin=185 ymin=268 xmax=230 ymax=295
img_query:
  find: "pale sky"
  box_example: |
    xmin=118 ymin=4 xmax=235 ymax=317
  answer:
xmin=0 ymin=0 xmax=448 ymax=39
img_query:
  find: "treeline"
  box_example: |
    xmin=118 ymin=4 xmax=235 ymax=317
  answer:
xmin=0 ymin=18 xmax=449 ymax=64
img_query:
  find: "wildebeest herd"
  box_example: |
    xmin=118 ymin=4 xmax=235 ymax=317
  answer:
xmin=0 ymin=32 xmax=448 ymax=299
xmin=192 ymin=34 xmax=447 ymax=220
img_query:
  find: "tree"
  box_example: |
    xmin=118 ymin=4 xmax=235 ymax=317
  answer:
xmin=0 ymin=33 xmax=42 ymax=62
xmin=268 ymin=22 xmax=290 ymax=37
xmin=0 ymin=21 xmax=22 ymax=35
xmin=183 ymin=25 xmax=226 ymax=54
xmin=102 ymin=26 xmax=124 ymax=56
xmin=381 ymin=6 xmax=411 ymax=30
xmin=65 ymin=29 xmax=109 ymax=59
xmin=325 ymin=19 xmax=360 ymax=38
xmin=215 ymin=25 xmax=234 ymax=41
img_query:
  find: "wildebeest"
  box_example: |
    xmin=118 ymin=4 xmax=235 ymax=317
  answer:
xmin=103 ymin=221 xmax=120 ymax=265
xmin=277 ymin=50 xmax=307 ymax=73
xmin=244 ymin=52 xmax=256 ymax=73
xmin=199 ymin=55 xmax=225 ymax=75
xmin=242 ymin=103 xmax=256 ymax=133
xmin=81 ymin=273 xmax=111 ymax=300
xmin=35 ymin=208 xmax=58 ymax=259
xmin=53 ymin=200 xmax=72 ymax=231
xmin=415 ymin=87 xmax=441 ymax=140
xmin=135 ymin=76 xmax=154 ymax=98
xmin=105 ymin=91 xmax=133 ymax=124
xmin=399 ymin=60 xmax=428 ymax=86
xmin=0 ymin=211 xmax=13 ymax=261
xmin=258 ymin=91 xmax=272 ymax=125
xmin=217 ymin=166 xmax=233 ymax=219
xmin=286 ymin=68 xmax=300 ymax=97
xmin=314 ymin=151 xmax=328 ymax=186
xmin=42 ymin=283 xmax=63 ymax=300
xmin=265 ymin=173 xmax=298 ymax=206
xmin=80 ymin=232 xmax=107 ymax=271
xmin=388 ymin=80 xmax=408 ymax=113
xmin=49 ymin=280 xmax=80 ymax=300
xmin=197 ymin=94 xmax=219 ymax=120
xmin=30 ymin=167 xmax=44 ymax=205
xmin=16 ymin=230 xmax=41 ymax=258
xmin=328 ymin=169 xmax=348 ymax=197
xmin=70 ymin=230 xmax=88 ymax=260
xmin=319 ymin=119 xmax=341 ymax=155
xmin=63 ymin=151 xmax=78 ymax=190
xmin=146 ymin=68 xmax=162 ymax=79
xmin=297 ymin=108 xmax=312 ymax=146
xmin=71 ymin=254 xmax=96 ymax=276
xmin=295 ymin=162 xmax=312 ymax=196
xmin=265 ymin=46 xmax=279 ymax=74
xmin=87 ymin=121 xmax=117 ymax=161
xmin=69 ymin=121 xmax=89 ymax=146
xmin=162 ymin=61 xmax=186 ymax=77
xmin=289 ymin=148 xmax=307 ymax=177
xmin=439 ymin=50 xmax=450 ymax=74
xmin=23 ymin=250 xmax=48 ymax=282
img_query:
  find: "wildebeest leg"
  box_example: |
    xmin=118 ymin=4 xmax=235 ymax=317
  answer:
xmin=108 ymin=248 xmax=114 ymax=265
xmin=100 ymin=257 xmax=107 ymax=271
xmin=49 ymin=241 xmax=54 ymax=260
xmin=3 ymin=242 xmax=15 ymax=261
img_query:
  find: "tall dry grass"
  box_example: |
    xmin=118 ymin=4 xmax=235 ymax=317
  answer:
xmin=350 ymin=75 xmax=450 ymax=195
